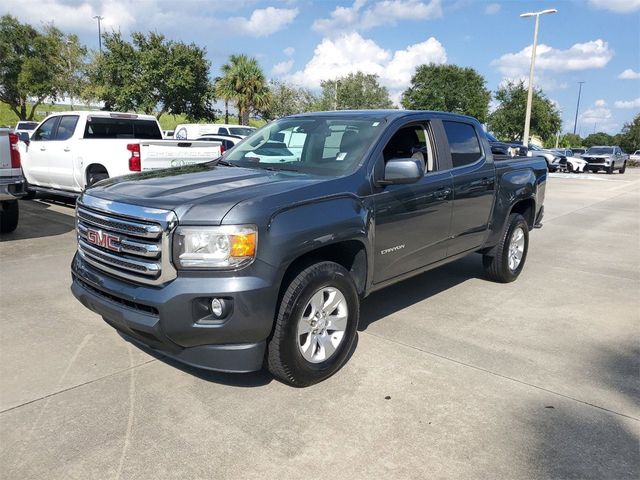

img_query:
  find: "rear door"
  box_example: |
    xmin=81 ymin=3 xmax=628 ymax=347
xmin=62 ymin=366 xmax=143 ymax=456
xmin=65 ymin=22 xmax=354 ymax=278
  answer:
xmin=443 ymin=120 xmax=496 ymax=256
xmin=372 ymin=119 xmax=454 ymax=283
xmin=23 ymin=116 xmax=60 ymax=187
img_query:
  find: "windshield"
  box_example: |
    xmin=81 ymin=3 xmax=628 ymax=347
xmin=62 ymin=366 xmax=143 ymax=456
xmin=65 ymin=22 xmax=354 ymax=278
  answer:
xmin=586 ymin=147 xmax=614 ymax=155
xmin=224 ymin=116 xmax=386 ymax=176
xmin=228 ymin=127 xmax=255 ymax=136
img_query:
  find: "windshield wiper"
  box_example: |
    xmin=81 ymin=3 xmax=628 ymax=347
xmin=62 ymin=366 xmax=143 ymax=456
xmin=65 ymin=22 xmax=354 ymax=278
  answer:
xmin=260 ymin=165 xmax=299 ymax=172
xmin=213 ymin=157 xmax=235 ymax=167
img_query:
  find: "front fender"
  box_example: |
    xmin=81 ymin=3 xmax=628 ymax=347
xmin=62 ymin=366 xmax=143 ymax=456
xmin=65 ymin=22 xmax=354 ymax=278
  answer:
xmin=259 ymin=194 xmax=373 ymax=284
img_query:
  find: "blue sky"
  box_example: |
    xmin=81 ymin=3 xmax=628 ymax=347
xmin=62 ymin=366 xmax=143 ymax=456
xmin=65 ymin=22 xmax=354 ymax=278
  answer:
xmin=3 ymin=0 xmax=639 ymax=134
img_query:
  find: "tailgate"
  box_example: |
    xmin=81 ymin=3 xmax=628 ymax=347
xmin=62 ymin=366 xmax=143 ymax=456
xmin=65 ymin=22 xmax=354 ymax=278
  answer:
xmin=139 ymin=140 xmax=222 ymax=170
xmin=0 ymin=130 xmax=10 ymax=170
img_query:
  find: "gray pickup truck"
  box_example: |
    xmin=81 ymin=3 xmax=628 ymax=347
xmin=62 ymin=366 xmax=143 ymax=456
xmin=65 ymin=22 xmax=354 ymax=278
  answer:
xmin=0 ymin=129 xmax=26 ymax=233
xmin=581 ymin=146 xmax=628 ymax=174
xmin=71 ymin=110 xmax=547 ymax=386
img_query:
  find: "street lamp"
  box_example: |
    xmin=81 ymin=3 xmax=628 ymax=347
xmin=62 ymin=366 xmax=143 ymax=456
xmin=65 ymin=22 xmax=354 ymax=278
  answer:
xmin=520 ymin=8 xmax=557 ymax=145
xmin=573 ymin=81 xmax=585 ymax=135
xmin=93 ymin=15 xmax=104 ymax=52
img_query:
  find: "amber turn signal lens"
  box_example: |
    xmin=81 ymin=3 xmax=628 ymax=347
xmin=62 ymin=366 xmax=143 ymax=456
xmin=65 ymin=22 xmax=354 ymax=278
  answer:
xmin=230 ymin=233 xmax=256 ymax=257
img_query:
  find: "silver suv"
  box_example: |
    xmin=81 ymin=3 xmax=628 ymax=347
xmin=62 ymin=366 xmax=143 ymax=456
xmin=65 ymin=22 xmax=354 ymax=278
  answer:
xmin=582 ymin=146 xmax=628 ymax=174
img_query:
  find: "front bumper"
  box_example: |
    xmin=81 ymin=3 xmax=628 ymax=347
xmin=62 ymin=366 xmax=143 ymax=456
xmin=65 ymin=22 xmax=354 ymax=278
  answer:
xmin=0 ymin=175 xmax=26 ymax=201
xmin=71 ymin=253 xmax=281 ymax=373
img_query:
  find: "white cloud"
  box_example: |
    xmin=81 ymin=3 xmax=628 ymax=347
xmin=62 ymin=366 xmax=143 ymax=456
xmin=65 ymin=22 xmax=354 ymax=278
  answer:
xmin=312 ymin=0 xmax=442 ymax=35
xmin=618 ymin=69 xmax=640 ymax=80
xmin=492 ymin=40 xmax=614 ymax=78
xmin=588 ymin=0 xmax=640 ymax=13
xmin=272 ymin=59 xmax=294 ymax=76
xmin=287 ymin=32 xmax=446 ymax=100
xmin=485 ymin=3 xmax=500 ymax=15
xmin=580 ymin=100 xmax=616 ymax=132
xmin=228 ymin=7 xmax=299 ymax=37
xmin=614 ymin=98 xmax=640 ymax=109
xmin=283 ymin=47 xmax=295 ymax=57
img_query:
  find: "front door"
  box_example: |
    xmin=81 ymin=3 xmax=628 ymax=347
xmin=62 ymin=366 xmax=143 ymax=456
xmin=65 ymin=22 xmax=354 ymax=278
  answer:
xmin=23 ymin=116 xmax=60 ymax=187
xmin=372 ymin=122 xmax=454 ymax=284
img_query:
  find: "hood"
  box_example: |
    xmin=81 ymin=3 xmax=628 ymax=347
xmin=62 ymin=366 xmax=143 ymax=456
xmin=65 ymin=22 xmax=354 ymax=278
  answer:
xmin=83 ymin=163 xmax=327 ymax=224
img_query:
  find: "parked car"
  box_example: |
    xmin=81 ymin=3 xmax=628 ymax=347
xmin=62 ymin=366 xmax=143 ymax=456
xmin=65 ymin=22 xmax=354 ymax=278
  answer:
xmin=71 ymin=110 xmax=547 ymax=386
xmin=0 ymin=129 xmax=26 ymax=233
xmin=629 ymin=150 xmax=640 ymax=161
xmin=14 ymin=121 xmax=39 ymax=135
xmin=485 ymin=132 xmax=528 ymax=158
xmin=174 ymin=123 xmax=256 ymax=140
xmin=527 ymin=144 xmax=559 ymax=168
xmin=195 ymin=134 xmax=243 ymax=153
xmin=20 ymin=111 xmax=223 ymax=196
xmin=581 ymin=146 xmax=628 ymax=174
xmin=549 ymin=149 xmax=587 ymax=173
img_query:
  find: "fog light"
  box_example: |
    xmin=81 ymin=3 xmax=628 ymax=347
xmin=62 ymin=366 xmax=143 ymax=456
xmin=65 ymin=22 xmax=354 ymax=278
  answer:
xmin=211 ymin=298 xmax=224 ymax=317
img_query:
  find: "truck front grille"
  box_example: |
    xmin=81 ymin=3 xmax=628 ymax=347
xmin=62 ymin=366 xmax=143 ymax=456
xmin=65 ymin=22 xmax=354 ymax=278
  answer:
xmin=76 ymin=195 xmax=177 ymax=285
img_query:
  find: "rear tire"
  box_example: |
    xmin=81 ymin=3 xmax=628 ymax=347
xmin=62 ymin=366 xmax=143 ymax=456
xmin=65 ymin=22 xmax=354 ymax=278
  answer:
xmin=0 ymin=200 xmax=19 ymax=234
xmin=483 ymin=213 xmax=529 ymax=283
xmin=267 ymin=261 xmax=359 ymax=387
xmin=87 ymin=171 xmax=109 ymax=186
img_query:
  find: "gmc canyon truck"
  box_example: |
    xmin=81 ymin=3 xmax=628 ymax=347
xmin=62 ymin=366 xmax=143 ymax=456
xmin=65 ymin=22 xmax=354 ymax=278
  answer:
xmin=71 ymin=110 xmax=547 ymax=387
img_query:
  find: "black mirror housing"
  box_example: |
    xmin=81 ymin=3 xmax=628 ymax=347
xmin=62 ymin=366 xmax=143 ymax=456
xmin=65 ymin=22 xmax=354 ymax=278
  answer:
xmin=381 ymin=158 xmax=424 ymax=185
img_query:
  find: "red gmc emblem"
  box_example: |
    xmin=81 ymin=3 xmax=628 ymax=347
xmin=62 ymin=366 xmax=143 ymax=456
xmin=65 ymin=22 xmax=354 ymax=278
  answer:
xmin=86 ymin=228 xmax=120 ymax=252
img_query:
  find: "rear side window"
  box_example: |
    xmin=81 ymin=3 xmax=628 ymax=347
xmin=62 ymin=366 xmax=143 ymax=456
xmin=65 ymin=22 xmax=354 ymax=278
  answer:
xmin=217 ymin=127 xmax=229 ymax=135
xmin=443 ymin=121 xmax=482 ymax=168
xmin=83 ymin=117 xmax=162 ymax=140
xmin=55 ymin=115 xmax=79 ymax=140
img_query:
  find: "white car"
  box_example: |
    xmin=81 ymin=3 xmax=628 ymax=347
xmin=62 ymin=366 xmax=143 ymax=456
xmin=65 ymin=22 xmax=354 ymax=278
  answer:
xmin=174 ymin=123 xmax=256 ymax=140
xmin=630 ymin=150 xmax=640 ymax=161
xmin=20 ymin=111 xmax=223 ymax=195
xmin=550 ymin=149 xmax=587 ymax=173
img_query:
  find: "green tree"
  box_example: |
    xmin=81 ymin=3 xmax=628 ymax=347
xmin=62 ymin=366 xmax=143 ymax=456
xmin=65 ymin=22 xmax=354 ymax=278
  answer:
xmin=215 ymin=54 xmax=271 ymax=125
xmin=488 ymin=80 xmax=561 ymax=142
xmin=86 ymin=31 xmax=214 ymax=119
xmin=401 ymin=64 xmax=490 ymax=123
xmin=559 ymin=133 xmax=582 ymax=148
xmin=583 ymin=132 xmax=615 ymax=148
xmin=319 ymin=72 xmax=393 ymax=110
xmin=617 ymin=114 xmax=640 ymax=152
xmin=0 ymin=15 xmax=86 ymax=120
xmin=260 ymin=80 xmax=318 ymax=120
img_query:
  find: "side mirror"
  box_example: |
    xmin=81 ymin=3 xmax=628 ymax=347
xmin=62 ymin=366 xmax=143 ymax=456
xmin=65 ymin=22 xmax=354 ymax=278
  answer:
xmin=380 ymin=158 xmax=424 ymax=185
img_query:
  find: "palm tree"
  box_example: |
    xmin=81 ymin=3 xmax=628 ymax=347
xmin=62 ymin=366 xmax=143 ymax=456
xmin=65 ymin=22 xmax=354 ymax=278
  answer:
xmin=216 ymin=54 xmax=271 ymax=125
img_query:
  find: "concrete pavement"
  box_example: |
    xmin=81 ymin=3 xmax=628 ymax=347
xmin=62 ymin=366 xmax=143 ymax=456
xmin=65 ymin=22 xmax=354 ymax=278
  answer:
xmin=1 ymin=170 xmax=638 ymax=479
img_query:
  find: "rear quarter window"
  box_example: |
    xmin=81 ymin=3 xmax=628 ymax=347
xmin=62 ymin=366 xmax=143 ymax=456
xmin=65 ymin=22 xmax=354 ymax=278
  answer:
xmin=443 ymin=121 xmax=482 ymax=168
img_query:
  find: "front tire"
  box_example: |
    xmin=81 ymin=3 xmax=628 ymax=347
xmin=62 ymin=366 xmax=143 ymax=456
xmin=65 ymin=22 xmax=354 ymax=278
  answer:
xmin=267 ymin=261 xmax=359 ymax=387
xmin=620 ymin=162 xmax=626 ymax=174
xmin=483 ymin=213 xmax=529 ymax=283
xmin=607 ymin=163 xmax=614 ymax=174
xmin=0 ymin=200 xmax=19 ymax=234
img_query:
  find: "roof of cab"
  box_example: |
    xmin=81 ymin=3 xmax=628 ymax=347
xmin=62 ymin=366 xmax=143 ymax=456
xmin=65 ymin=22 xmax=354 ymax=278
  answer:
xmin=290 ymin=109 xmax=480 ymax=123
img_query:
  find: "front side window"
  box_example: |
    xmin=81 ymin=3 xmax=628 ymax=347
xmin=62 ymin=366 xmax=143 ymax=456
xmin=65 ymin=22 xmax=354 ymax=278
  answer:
xmin=382 ymin=123 xmax=435 ymax=173
xmin=224 ymin=116 xmax=386 ymax=176
xmin=55 ymin=115 xmax=79 ymax=140
xmin=32 ymin=117 xmax=59 ymax=141
xmin=443 ymin=121 xmax=482 ymax=168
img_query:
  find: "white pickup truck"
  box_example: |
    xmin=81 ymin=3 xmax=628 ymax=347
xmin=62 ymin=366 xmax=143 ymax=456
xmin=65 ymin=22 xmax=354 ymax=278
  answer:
xmin=0 ymin=128 xmax=26 ymax=233
xmin=20 ymin=111 xmax=223 ymax=195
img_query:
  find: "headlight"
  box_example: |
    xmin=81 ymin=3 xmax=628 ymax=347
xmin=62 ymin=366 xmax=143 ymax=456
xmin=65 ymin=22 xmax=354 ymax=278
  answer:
xmin=173 ymin=225 xmax=257 ymax=269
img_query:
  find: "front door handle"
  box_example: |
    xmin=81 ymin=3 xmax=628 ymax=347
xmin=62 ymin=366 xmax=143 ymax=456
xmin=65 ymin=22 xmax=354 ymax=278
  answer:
xmin=40 ymin=146 xmax=46 ymax=151
xmin=63 ymin=147 xmax=71 ymax=152
xmin=480 ymin=177 xmax=493 ymax=186
xmin=435 ymin=187 xmax=452 ymax=199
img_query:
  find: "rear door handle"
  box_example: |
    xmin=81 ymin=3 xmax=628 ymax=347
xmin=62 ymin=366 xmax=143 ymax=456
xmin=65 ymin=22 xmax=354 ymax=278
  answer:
xmin=480 ymin=177 xmax=493 ymax=186
xmin=64 ymin=147 xmax=71 ymax=152
xmin=40 ymin=147 xmax=46 ymax=151
xmin=435 ymin=187 xmax=452 ymax=199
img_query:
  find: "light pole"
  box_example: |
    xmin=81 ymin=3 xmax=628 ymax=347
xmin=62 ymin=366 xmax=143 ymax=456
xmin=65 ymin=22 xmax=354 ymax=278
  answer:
xmin=573 ymin=81 xmax=585 ymax=135
xmin=65 ymin=40 xmax=74 ymax=110
xmin=93 ymin=15 xmax=104 ymax=52
xmin=520 ymin=8 xmax=557 ymax=145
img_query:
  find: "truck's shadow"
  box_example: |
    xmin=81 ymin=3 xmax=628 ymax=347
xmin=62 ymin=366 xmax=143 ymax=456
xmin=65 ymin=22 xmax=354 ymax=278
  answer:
xmin=0 ymin=195 xmax=76 ymax=241
xmin=359 ymin=254 xmax=485 ymax=331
